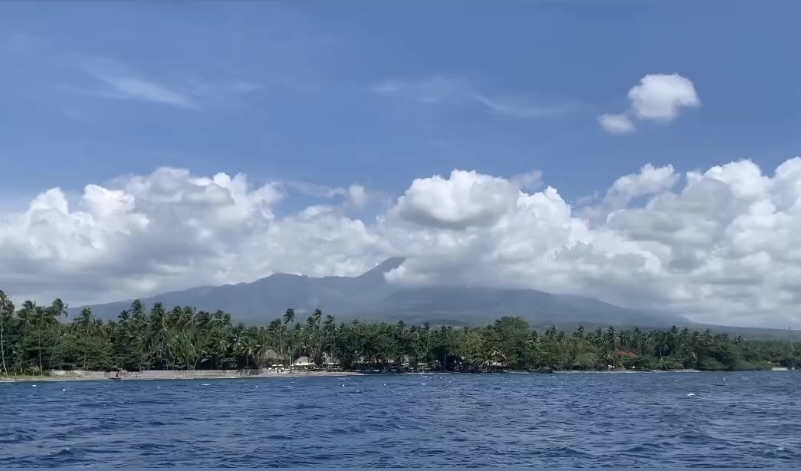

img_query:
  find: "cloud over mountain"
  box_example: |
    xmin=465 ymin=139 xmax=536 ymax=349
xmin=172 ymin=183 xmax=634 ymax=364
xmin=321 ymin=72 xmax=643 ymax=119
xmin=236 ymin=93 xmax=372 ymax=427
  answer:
xmin=2 ymin=157 xmax=801 ymax=328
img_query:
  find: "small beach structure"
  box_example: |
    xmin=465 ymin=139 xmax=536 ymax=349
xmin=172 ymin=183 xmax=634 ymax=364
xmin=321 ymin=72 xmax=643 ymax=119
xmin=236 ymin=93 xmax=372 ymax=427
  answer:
xmin=323 ymin=353 xmax=340 ymax=370
xmin=292 ymin=356 xmax=314 ymax=369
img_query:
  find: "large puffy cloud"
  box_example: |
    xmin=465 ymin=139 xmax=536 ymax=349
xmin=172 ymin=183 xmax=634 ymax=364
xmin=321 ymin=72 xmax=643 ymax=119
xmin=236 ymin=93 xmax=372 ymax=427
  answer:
xmin=628 ymin=73 xmax=700 ymax=122
xmin=3 ymin=157 xmax=801 ymax=328
xmin=388 ymin=170 xmax=520 ymax=230
xmin=599 ymin=73 xmax=701 ymax=134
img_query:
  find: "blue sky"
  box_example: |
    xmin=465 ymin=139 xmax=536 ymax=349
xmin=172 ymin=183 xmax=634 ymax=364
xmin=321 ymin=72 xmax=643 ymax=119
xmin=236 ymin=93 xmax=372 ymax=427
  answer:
xmin=2 ymin=0 xmax=800 ymax=210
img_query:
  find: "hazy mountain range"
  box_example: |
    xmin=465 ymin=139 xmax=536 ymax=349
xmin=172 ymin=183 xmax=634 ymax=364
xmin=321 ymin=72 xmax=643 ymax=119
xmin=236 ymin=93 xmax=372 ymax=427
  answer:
xmin=71 ymin=257 xmax=801 ymax=339
xmin=76 ymin=257 xmax=690 ymax=329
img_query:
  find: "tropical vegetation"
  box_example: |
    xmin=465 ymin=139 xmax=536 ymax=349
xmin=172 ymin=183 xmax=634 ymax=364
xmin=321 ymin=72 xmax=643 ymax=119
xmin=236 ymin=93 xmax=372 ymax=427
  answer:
xmin=0 ymin=290 xmax=797 ymax=376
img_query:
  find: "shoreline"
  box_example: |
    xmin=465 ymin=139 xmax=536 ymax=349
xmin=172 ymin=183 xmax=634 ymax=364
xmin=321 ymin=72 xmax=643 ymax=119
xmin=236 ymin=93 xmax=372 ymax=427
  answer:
xmin=1 ymin=367 xmax=763 ymax=384
xmin=0 ymin=370 xmax=366 ymax=383
xmin=552 ymin=368 xmax=702 ymax=374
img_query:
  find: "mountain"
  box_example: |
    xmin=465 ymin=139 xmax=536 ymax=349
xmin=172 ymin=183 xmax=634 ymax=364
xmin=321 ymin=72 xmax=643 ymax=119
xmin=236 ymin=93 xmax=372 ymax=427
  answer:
xmin=75 ymin=257 xmax=687 ymax=328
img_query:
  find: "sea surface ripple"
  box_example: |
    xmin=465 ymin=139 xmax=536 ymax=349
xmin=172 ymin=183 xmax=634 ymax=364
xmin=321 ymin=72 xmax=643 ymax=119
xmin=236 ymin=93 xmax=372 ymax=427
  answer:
xmin=1 ymin=371 xmax=799 ymax=467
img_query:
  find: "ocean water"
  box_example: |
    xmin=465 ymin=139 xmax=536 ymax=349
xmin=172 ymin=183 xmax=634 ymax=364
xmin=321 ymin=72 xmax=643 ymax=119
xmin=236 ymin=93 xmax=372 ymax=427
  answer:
xmin=1 ymin=371 xmax=799 ymax=467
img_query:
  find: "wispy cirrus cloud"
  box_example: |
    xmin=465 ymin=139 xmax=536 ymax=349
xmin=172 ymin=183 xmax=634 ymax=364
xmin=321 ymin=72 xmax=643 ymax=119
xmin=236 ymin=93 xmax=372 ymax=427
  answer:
xmin=57 ymin=56 xmax=202 ymax=110
xmin=94 ymin=76 xmax=199 ymax=110
xmin=1 ymin=35 xmax=202 ymax=111
xmin=62 ymin=55 xmax=267 ymax=111
xmin=370 ymin=76 xmax=574 ymax=119
xmin=471 ymin=93 xmax=576 ymax=119
xmin=371 ymin=76 xmax=464 ymax=105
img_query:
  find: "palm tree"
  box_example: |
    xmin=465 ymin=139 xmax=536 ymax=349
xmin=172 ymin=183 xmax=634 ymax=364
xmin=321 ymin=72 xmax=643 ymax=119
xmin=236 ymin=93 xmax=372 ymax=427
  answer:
xmin=283 ymin=308 xmax=296 ymax=326
xmin=35 ymin=305 xmax=48 ymax=374
xmin=77 ymin=308 xmax=94 ymax=369
xmin=52 ymin=298 xmax=68 ymax=324
xmin=15 ymin=300 xmax=36 ymax=374
xmin=312 ymin=309 xmax=322 ymax=331
xmin=267 ymin=319 xmax=283 ymax=359
xmin=390 ymin=321 xmax=405 ymax=369
xmin=283 ymin=308 xmax=295 ymax=369
xmin=323 ymin=314 xmax=336 ymax=370
xmin=423 ymin=322 xmax=431 ymax=367
xmin=50 ymin=298 xmax=68 ymax=368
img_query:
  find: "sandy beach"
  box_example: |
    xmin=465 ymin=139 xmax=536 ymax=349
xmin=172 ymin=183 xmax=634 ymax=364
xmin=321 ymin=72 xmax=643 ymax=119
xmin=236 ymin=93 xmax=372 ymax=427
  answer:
xmin=0 ymin=368 xmax=712 ymax=383
xmin=0 ymin=369 xmax=366 ymax=383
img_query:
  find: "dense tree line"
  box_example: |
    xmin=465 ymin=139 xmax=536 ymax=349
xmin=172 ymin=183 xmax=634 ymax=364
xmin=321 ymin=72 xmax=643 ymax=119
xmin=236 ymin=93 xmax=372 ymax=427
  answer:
xmin=0 ymin=290 xmax=798 ymax=376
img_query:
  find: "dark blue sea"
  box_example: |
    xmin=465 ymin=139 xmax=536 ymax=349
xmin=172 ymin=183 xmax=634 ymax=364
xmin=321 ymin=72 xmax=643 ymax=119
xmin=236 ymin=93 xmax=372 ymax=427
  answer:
xmin=1 ymin=371 xmax=799 ymax=467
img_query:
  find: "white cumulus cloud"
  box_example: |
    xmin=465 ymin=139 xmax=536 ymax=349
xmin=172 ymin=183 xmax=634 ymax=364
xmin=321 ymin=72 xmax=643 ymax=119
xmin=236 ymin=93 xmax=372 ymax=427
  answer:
xmin=628 ymin=73 xmax=701 ymax=122
xmin=388 ymin=170 xmax=520 ymax=230
xmin=3 ymin=157 xmax=801 ymax=328
xmin=599 ymin=73 xmax=700 ymax=134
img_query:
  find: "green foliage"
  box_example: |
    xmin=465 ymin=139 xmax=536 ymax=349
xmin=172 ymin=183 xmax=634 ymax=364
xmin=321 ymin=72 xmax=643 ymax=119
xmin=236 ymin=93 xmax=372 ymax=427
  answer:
xmin=0 ymin=290 xmax=797 ymax=376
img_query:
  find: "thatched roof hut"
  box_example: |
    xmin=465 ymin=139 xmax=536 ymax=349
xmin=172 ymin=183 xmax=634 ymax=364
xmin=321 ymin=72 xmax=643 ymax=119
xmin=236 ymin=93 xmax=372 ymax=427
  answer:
xmin=292 ymin=355 xmax=313 ymax=367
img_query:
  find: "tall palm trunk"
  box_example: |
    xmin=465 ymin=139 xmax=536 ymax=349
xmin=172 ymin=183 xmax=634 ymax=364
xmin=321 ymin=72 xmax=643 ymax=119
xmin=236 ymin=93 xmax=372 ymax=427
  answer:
xmin=329 ymin=333 xmax=335 ymax=371
xmin=55 ymin=308 xmax=66 ymax=371
xmin=0 ymin=319 xmax=7 ymax=375
xmin=82 ymin=323 xmax=89 ymax=370
xmin=22 ymin=322 xmax=28 ymax=374
xmin=37 ymin=311 xmax=44 ymax=374
xmin=0 ymin=294 xmax=8 ymax=375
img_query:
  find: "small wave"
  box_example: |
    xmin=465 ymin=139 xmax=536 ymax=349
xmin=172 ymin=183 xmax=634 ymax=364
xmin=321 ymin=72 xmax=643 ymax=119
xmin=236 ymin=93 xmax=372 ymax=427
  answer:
xmin=132 ymin=442 xmax=174 ymax=452
xmin=538 ymin=446 xmax=596 ymax=459
xmin=0 ymin=433 xmax=35 ymax=444
xmin=146 ymin=420 xmax=170 ymax=427
xmin=294 ymin=403 xmax=320 ymax=410
xmin=620 ymin=442 xmax=667 ymax=454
